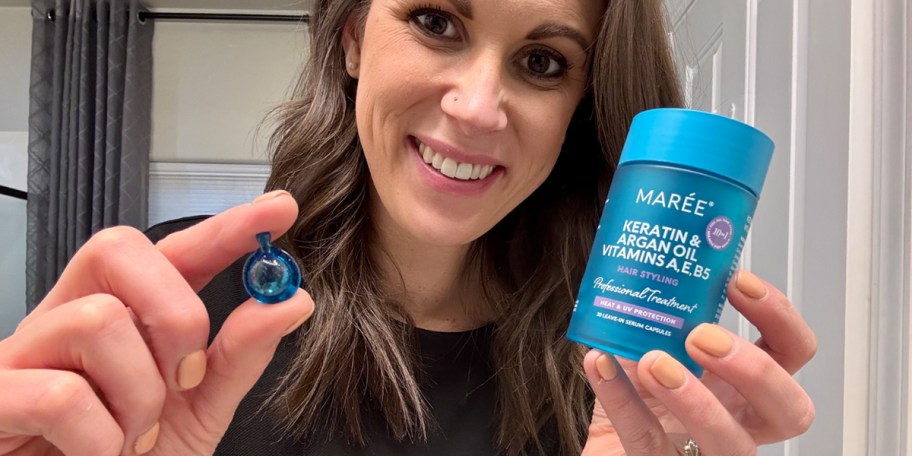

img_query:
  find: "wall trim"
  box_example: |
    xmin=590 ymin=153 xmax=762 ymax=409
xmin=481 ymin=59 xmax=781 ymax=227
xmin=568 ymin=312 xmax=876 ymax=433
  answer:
xmin=898 ymin=0 xmax=912 ymax=456
xmin=788 ymin=0 xmax=808 ymax=326
xmin=845 ymin=0 xmax=875 ymax=453
xmin=786 ymin=0 xmax=809 ymax=452
xmin=788 ymin=5 xmax=808 ymax=455
xmin=799 ymin=0 xmax=851 ymax=453
xmin=868 ymin=0 xmax=911 ymax=453
xmin=739 ymin=0 xmax=760 ymax=343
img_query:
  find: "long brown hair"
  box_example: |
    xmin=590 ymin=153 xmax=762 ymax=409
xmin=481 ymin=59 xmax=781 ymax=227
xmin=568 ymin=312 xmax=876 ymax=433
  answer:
xmin=264 ymin=0 xmax=683 ymax=454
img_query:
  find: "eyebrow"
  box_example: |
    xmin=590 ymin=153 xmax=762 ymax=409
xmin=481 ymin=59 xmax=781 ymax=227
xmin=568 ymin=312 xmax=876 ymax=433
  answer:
xmin=526 ymin=23 xmax=591 ymax=51
xmin=446 ymin=0 xmax=473 ymax=19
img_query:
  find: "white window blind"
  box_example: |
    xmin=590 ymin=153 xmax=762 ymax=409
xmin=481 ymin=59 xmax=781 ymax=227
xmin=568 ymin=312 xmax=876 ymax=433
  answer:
xmin=148 ymin=162 xmax=271 ymax=227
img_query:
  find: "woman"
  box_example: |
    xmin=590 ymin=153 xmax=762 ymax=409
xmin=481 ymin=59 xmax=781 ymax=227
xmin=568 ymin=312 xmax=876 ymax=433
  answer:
xmin=0 ymin=0 xmax=816 ymax=455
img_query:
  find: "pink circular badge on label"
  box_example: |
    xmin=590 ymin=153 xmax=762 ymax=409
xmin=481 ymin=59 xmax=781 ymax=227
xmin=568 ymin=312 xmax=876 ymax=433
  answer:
xmin=706 ymin=216 xmax=734 ymax=250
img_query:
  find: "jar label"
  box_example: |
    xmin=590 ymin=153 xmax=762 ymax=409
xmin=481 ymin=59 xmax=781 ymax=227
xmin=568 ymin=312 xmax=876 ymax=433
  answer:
xmin=567 ymin=163 xmax=756 ymax=375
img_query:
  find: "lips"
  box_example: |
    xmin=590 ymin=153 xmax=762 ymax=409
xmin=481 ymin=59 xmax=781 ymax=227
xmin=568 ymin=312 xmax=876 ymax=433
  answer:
xmin=415 ymin=138 xmax=496 ymax=181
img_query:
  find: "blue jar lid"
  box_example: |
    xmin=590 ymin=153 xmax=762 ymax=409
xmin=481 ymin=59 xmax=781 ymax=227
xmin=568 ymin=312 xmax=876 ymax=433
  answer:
xmin=619 ymin=108 xmax=774 ymax=196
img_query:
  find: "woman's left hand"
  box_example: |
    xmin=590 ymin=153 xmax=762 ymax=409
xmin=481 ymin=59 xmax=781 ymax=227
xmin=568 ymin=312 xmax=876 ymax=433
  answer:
xmin=580 ymin=270 xmax=817 ymax=456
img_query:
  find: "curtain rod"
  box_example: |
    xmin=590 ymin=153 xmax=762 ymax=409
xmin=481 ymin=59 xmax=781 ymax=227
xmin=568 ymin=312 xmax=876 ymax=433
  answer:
xmin=46 ymin=10 xmax=309 ymax=23
xmin=0 ymin=185 xmax=27 ymax=201
xmin=138 ymin=11 xmax=308 ymax=23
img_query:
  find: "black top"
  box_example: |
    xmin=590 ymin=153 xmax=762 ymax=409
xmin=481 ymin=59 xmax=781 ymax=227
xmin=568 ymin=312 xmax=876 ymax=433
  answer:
xmin=145 ymin=217 xmax=502 ymax=455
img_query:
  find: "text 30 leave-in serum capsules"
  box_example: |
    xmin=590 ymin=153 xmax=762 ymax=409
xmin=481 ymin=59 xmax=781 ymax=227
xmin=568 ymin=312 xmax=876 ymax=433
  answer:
xmin=567 ymin=108 xmax=774 ymax=376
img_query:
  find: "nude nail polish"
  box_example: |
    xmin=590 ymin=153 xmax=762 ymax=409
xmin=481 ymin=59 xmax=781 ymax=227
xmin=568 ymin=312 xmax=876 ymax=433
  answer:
xmin=650 ymin=353 xmax=686 ymax=389
xmin=282 ymin=307 xmax=314 ymax=336
xmin=252 ymin=189 xmax=288 ymax=205
xmin=177 ymin=350 xmax=207 ymax=390
xmin=595 ymin=354 xmax=617 ymax=381
xmin=134 ymin=422 xmax=160 ymax=455
xmin=736 ymin=270 xmax=768 ymax=299
xmin=689 ymin=323 xmax=733 ymax=357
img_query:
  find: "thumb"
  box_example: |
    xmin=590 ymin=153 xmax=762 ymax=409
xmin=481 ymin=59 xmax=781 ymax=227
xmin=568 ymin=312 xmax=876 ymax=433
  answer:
xmin=190 ymin=289 xmax=314 ymax=429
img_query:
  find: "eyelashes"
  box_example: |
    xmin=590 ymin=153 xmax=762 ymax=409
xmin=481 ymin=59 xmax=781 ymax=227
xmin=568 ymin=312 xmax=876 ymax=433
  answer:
xmin=409 ymin=6 xmax=460 ymax=40
xmin=406 ymin=5 xmax=572 ymax=83
xmin=516 ymin=47 xmax=571 ymax=80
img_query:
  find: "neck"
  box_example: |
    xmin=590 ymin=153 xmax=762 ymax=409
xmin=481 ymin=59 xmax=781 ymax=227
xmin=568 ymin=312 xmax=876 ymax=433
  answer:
xmin=371 ymin=220 xmax=491 ymax=333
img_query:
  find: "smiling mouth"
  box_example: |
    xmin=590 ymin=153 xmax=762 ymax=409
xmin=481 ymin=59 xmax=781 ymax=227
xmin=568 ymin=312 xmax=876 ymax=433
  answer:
xmin=415 ymin=139 xmax=496 ymax=181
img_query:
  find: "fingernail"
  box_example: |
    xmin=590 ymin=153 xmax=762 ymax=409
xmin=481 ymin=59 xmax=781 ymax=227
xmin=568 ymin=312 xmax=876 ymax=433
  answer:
xmin=595 ymin=354 xmax=617 ymax=381
xmin=689 ymin=323 xmax=733 ymax=357
xmin=650 ymin=353 xmax=686 ymax=389
xmin=252 ymin=190 xmax=289 ymax=205
xmin=133 ymin=422 xmax=160 ymax=454
xmin=736 ymin=270 xmax=768 ymax=300
xmin=177 ymin=350 xmax=207 ymax=390
xmin=282 ymin=306 xmax=314 ymax=336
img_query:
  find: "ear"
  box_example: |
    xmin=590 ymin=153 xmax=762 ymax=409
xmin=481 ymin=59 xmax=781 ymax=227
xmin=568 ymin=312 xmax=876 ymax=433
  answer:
xmin=341 ymin=12 xmax=363 ymax=79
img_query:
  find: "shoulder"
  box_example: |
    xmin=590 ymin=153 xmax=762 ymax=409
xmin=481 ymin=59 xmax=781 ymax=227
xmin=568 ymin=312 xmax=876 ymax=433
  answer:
xmin=144 ymin=215 xmax=213 ymax=243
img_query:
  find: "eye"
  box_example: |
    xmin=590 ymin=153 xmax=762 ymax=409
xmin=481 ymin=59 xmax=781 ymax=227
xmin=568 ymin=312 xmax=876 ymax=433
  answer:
xmin=517 ymin=48 xmax=568 ymax=79
xmin=410 ymin=8 xmax=459 ymax=40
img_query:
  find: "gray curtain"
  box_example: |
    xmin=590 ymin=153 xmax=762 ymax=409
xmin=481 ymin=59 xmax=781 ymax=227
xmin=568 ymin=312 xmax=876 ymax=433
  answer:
xmin=26 ymin=0 xmax=153 ymax=311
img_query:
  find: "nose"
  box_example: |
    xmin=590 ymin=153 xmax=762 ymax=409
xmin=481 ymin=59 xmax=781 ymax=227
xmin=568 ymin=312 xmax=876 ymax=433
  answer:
xmin=440 ymin=51 xmax=508 ymax=136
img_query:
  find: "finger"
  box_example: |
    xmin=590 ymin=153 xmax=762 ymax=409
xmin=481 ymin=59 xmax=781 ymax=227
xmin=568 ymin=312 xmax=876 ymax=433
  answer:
xmin=26 ymin=226 xmax=210 ymax=392
xmin=156 ymin=189 xmax=299 ymax=291
xmin=0 ymin=294 xmax=165 ymax=454
xmin=186 ymin=289 xmax=314 ymax=433
xmin=0 ymin=369 xmax=124 ymax=456
xmin=582 ymin=349 xmax=678 ymax=456
xmin=637 ymin=350 xmax=755 ymax=456
xmin=26 ymin=191 xmax=295 ymax=321
xmin=727 ymin=270 xmax=817 ymax=374
xmin=686 ymin=323 xmax=815 ymax=442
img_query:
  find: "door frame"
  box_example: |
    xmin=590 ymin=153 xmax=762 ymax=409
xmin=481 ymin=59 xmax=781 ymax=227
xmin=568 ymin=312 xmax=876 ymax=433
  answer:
xmin=863 ymin=0 xmax=912 ymax=454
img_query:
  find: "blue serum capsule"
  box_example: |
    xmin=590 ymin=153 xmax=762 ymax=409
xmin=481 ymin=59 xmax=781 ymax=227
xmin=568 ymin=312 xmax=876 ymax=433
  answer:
xmin=567 ymin=109 xmax=774 ymax=376
xmin=242 ymin=232 xmax=302 ymax=304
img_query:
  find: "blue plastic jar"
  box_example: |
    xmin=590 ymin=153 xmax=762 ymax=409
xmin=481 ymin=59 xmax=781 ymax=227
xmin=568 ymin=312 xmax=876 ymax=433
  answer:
xmin=567 ymin=108 xmax=774 ymax=376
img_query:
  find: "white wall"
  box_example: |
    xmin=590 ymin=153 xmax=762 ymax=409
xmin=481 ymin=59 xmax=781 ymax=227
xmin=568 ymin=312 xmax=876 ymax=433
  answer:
xmin=151 ymin=14 xmax=309 ymax=164
xmin=0 ymin=6 xmax=33 ymax=339
xmin=849 ymin=0 xmax=912 ymax=453
xmin=0 ymin=7 xmax=30 ymax=131
xmin=0 ymin=134 xmax=28 ymax=341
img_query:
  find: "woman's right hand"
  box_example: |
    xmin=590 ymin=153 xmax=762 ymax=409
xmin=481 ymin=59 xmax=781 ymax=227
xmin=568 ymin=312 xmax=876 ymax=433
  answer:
xmin=0 ymin=190 xmax=314 ymax=456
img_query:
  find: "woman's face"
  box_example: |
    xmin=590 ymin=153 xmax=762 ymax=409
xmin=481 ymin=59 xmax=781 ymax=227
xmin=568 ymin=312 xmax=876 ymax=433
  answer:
xmin=346 ymin=0 xmax=603 ymax=248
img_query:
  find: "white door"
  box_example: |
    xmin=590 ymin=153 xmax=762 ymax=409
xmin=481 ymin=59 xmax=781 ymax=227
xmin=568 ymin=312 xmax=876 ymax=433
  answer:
xmin=665 ymin=0 xmax=747 ymax=119
xmin=662 ymin=2 xmax=801 ymax=455
xmin=663 ymin=0 xmax=754 ymax=343
xmin=663 ymin=0 xmax=756 ymax=337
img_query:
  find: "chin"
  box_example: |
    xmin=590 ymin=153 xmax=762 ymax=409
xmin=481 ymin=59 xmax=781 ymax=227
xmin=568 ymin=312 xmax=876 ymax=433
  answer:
xmin=402 ymin=211 xmax=492 ymax=248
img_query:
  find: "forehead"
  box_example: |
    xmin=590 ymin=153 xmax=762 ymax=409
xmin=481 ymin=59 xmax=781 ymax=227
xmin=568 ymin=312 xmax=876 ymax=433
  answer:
xmin=509 ymin=0 xmax=602 ymax=25
xmin=496 ymin=0 xmax=606 ymax=19
xmin=515 ymin=0 xmax=604 ymax=29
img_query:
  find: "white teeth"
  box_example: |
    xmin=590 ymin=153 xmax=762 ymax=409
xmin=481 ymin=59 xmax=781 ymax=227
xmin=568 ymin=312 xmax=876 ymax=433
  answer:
xmin=440 ymin=158 xmax=458 ymax=178
xmin=417 ymin=140 xmax=495 ymax=181
xmin=455 ymin=162 xmax=473 ymax=179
